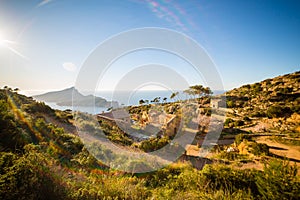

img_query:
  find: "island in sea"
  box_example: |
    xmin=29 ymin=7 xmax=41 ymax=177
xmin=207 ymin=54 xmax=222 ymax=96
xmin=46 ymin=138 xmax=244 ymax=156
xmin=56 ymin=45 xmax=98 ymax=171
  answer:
xmin=33 ymin=87 xmax=119 ymax=108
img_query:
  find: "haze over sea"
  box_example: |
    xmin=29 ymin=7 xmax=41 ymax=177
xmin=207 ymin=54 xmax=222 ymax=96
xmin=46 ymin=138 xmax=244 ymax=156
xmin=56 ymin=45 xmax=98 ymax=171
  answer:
xmin=44 ymin=90 xmax=225 ymax=114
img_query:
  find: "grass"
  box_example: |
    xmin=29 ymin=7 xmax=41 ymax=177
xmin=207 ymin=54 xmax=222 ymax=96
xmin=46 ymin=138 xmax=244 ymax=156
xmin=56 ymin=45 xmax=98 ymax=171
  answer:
xmin=215 ymin=151 xmax=250 ymax=161
xmin=271 ymin=136 xmax=300 ymax=146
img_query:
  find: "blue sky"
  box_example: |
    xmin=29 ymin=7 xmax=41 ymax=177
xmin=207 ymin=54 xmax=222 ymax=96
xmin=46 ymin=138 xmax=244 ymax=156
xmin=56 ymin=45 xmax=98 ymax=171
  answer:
xmin=0 ymin=0 xmax=299 ymax=94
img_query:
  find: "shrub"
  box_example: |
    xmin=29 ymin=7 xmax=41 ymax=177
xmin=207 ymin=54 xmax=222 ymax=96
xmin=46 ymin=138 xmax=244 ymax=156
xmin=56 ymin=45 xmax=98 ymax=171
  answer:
xmin=23 ymin=102 xmax=54 ymax=115
xmin=139 ymin=136 xmax=170 ymax=152
xmin=243 ymin=116 xmax=251 ymax=121
xmin=224 ymin=118 xmax=234 ymax=127
xmin=251 ymin=83 xmax=262 ymax=93
xmin=235 ymin=134 xmax=251 ymax=146
xmin=250 ymin=111 xmax=266 ymax=118
xmin=200 ymin=164 xmax=258 ymax=194
xmin=256 ymin=159 xmax=300 ymax=199
xmin=234 ymin=120 xmax=244 ymax=127
xmin=217 ymin=152 xmax=248 ymax=161
xmin=267 ymin=105 xmax=283 ymax=118
xmin=226 ymin=100 xmax=234 ymax=108
xmin=250 ymin=143 xmax=269 ymax=156
xmin=0 ymin=149 xmax=67 ymax=200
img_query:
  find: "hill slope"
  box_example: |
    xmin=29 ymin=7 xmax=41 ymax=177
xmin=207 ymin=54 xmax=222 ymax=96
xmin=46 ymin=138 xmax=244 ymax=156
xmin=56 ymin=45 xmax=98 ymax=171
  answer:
xmin=0 ymin=80 xmax=300 ymax=199
xmin=226 ymin=71 xmax=300 ymax=118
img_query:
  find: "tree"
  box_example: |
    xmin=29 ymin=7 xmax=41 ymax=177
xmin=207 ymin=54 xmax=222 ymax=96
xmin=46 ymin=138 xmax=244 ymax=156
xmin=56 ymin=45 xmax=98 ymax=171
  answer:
xmin=189 ymin=85 xmax=204 ymax=97
xmin=139 ymin=99 xmax=145 ymax=105
xmin=203 ymin=86 xmax=213 ymax=96
xmin=3 ymin=86 xmax=12 ymax=92
xmin=185 ymin=85 xmax=212 ymax=100
xmin=170 ymin=92 xmax=179 ymax=101
xmin=183 ymin=89 xmax=195 ymax=99
xmin=151 ymin=97 xmax=160 ymax=104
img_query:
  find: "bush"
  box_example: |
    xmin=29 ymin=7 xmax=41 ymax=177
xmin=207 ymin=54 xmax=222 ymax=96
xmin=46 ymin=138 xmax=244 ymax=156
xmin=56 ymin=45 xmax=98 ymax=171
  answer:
xmin=0 ymin=150 xmax=67 ymax=200
xmin=234 ymin=120 xmax=244 ymax=127
xmin=217 ymin=152 xmax=248 ymax=161
xmin=266 ymin=105 xmax=292 ymax=118
xmin=0 ymin=100 xmax=29 ymax=151
xmin=250 ymin=143 xmax=269 ymax=156
xmin=266 ymin=105 xmax=283 ymax=118
xmin=235 ymin=134 xmax=251 ymax=145
xmin=139 ymin=136 xmax=170 ymax=152
xmin=251 ymin=83 xmax=262 ymax=93
xmin=249 ymin=111 xmax=266 ymax=118
xmin=23 ymin=102 xmax=54 ymax=115
xmin=200 ymin=164 xmax=258 ymax=194
xmin=226 ymin=100 xmax=234 ymax=108
xmin=224 ymin=118 xmax=234 ymax=127
xmin=243 ymin=116 xmax=251 ymax=121
xmin=256 ymin=159 xmax=300 ymax=199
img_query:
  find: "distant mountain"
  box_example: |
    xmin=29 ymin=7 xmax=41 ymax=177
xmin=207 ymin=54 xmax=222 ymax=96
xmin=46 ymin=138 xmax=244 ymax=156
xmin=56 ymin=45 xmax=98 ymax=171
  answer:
xmin=33 ymin=87 xmax=118 ymax=107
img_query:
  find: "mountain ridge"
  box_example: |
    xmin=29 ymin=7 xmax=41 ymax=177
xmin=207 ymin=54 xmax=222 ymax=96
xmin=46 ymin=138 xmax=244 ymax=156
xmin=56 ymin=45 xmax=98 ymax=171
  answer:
xmin=33 ymin=87 xmax=118 ymax=108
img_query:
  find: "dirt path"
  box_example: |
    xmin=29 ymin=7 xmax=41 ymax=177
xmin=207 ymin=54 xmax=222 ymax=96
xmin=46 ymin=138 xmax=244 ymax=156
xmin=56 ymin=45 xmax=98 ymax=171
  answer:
xmin=42 ymin=114 xmax=77 ymax=134
xmin=255 ymin=136 xmax=300 ymax=164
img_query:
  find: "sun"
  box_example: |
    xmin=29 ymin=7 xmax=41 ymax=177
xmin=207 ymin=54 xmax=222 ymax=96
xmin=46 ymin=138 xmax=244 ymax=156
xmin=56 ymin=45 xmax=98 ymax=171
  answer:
xmin=0 ymin=30 xmax=27 ymax=59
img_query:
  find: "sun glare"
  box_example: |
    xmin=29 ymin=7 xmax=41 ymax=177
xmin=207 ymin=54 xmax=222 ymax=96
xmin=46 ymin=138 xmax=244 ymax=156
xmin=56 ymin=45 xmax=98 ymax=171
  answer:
xmin=0 ymin=30 xmax=28 ymax=59
xmin=0 ymin=31 xmax=5 ymax=46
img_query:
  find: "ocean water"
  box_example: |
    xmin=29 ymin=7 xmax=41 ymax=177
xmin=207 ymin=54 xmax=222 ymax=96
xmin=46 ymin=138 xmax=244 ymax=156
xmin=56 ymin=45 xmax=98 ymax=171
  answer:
xmin=45 ymin=90 xmax=225 ymax=114
xmin=96 ymin=90 xmax=177 ymax=105
xmin=44 ymin=102 xmax=109 ymax=114
xmin=96 ymin=90 xmax=225 ymax=105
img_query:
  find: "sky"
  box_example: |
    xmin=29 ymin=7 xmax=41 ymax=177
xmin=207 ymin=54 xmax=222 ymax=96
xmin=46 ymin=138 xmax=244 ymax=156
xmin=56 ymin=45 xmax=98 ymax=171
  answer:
xmin=0 ymin=0 xmax=299 ymax=95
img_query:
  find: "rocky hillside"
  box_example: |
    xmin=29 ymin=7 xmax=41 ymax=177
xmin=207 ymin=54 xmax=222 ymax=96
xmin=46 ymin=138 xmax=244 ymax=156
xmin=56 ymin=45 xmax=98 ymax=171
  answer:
xmin=226 ymin=71 xmax=300 ymax=118
xmin=1 ymin=85 xmax=300 ymax=199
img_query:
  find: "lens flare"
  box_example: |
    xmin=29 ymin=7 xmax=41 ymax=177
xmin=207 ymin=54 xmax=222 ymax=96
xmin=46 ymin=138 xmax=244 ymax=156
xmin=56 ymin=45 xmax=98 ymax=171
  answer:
xmin=7 ymin=94 xmax=70 ymax=156
xmin=0 ymin=31 xmax=28 ymax=59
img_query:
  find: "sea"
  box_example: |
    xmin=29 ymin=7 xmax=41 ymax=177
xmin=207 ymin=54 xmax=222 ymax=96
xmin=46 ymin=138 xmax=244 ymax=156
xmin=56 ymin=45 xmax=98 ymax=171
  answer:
xmin=44 ymin=90 xmax=225 ymax=114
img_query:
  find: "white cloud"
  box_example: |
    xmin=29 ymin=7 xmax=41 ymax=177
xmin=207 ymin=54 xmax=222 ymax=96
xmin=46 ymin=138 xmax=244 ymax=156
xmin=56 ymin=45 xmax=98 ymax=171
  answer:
xmin=37 ymin=0 xmax=53 ymax=8
xmin=62 ymin=62 xmax=77 ymax=72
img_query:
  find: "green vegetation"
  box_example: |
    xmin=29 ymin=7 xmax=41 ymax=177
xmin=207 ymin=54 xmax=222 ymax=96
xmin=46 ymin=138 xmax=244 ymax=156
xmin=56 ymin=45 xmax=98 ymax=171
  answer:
xmin=271 ymin=136 xmax=300 ymax=146
xmin=234 ymin=134 xmax=252 ymax=145
xmin=250 ymin=142 xmax=269 ymax=156
xmin=234 ymin=134 xmax=269 ymax=156
xmin=224 ymin=118 xmax=234 ymax=127
xmin=139 ymin=136 xmax=170 ymax=152
xmin=1 ymin=75 xmax=300 ymax=200
xmin=216 ymin=151 xmax=249 ymax=161
xmin=266 ymin=104 xmax=292 ymax=118
xmin=226 ymin=71 xmax=299 ymax=120
xmin=256 ymin=159 xmax=300 ymax=200
xmin=224 ymin=118 xmax=246 ymax=128
xmin=98 ymin=118 xmax=133 ymax=146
